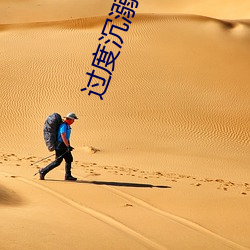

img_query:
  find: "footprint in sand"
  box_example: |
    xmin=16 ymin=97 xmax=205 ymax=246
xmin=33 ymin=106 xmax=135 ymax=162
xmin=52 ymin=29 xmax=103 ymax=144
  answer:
xmin=124 ymin=203 xmax=133 ymax=207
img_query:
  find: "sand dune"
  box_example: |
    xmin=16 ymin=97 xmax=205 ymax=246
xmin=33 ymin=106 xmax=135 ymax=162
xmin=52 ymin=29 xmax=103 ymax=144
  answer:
xmin=1 ymin=2 xmax=250 ymax=250
xmin=1 ymin=14 xmax=249 ymax=179
xmin=1 ymin=0 xmax=250 ymax=24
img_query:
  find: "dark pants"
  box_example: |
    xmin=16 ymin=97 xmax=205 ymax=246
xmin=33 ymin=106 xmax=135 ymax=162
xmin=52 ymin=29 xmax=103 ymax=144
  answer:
xmin=40 ymin=149 xmax=73 ymax=177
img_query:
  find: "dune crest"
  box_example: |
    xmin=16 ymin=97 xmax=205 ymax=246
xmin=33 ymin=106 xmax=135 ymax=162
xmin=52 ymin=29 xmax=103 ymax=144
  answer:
xmin=1 ymin=0 xmax=250 ymax=25
xmin=1 ymin=13 xmax=250 ymax=30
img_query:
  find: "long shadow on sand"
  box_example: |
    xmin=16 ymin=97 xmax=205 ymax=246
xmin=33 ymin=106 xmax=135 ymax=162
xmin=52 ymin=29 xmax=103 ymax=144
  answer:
xmin=46 ymin=179 xmax=171 ymax=189
xmin=78 ymin=180 xmax=171 ymax=189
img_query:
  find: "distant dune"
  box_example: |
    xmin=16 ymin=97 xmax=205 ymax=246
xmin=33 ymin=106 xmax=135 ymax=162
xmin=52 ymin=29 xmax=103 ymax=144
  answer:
xmin=1 ymin=0 xmax=250 ymax=24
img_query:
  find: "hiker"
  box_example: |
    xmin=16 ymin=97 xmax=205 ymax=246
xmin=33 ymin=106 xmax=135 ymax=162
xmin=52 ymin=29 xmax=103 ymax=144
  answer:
xmin=39 ymin=112 xmax=78 ymax=181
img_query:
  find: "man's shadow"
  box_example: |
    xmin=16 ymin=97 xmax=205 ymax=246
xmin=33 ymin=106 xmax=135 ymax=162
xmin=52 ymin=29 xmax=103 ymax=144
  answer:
xmin=76 ymin=180 xmax=171 ymax=189
xmin=46 ymin=178 xmax=171 ymax=188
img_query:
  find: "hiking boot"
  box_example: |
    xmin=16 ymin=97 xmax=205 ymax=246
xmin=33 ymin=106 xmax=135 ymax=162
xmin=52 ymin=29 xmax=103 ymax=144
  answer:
xmin=39 ymin=170 xmax=45 ymax=180
xmin=65 ymin=175 xmax=77 ymax=181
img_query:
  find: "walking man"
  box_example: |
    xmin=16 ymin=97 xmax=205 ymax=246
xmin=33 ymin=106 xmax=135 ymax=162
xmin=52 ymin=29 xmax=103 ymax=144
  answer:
xmin=39 ymin=112 xmax=78 ymax=181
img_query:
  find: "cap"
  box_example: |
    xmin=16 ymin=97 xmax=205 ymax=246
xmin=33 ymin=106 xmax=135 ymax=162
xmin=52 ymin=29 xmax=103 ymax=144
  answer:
xmin=64 ymin=112 xmax=78 ymax=120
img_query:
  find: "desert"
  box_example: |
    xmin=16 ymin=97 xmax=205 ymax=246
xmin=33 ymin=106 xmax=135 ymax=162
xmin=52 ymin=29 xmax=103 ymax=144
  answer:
xmin=0 ymin=1 xmax=250 ymax=249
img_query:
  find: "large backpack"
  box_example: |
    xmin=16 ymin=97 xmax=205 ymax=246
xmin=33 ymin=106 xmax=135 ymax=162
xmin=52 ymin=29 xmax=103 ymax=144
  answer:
xmin=43 ymin=113 xmax=63 ymax=151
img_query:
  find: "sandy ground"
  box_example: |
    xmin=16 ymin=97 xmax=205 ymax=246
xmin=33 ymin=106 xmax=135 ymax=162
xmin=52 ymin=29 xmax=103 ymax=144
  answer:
xmin=0 ymin=1 xmax=250 ymax=249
